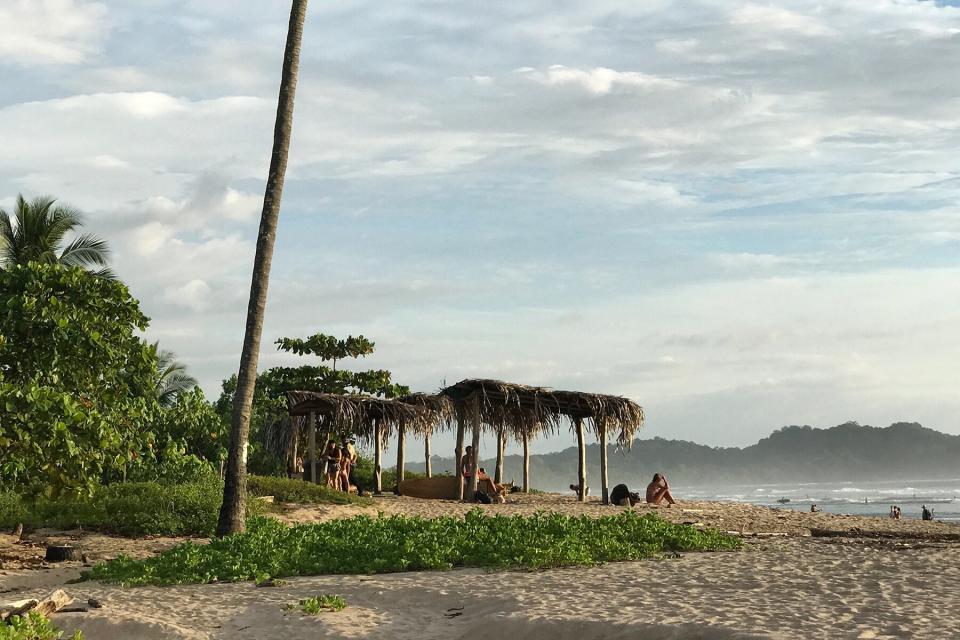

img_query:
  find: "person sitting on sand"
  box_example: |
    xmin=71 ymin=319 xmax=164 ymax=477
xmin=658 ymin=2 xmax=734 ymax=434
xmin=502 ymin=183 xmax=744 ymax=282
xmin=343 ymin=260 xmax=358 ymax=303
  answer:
xmin=922 ymin=505 xmax=934 ymax=521
xmin=477 ymin=467 xmax=506 ymax=500
xmin=646 ymin=473 xmax=677 ymax=506
xmin=609 ymin=483 xmax=641 ymax=507
xmin=811 ymin=504 xmax=821 ymax=513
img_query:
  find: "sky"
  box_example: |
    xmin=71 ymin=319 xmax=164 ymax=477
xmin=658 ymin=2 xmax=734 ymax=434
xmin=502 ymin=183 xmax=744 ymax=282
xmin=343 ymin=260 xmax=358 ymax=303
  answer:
xmin=2 ymin=0 xmax=960 ymax=458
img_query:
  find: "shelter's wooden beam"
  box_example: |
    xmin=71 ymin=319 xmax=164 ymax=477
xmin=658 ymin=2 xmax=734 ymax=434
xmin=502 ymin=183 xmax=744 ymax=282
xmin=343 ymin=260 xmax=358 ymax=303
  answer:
xmin=522 ymin=432 xmax=530 ymax=493
xmin=599 ymin=427 xmax=609 ymax=505
xmin=396 ymin=423 xmax=406 ymax=490
xmin=374 ymin=419 xmax=383 ymax=495
xmin=575 ymin=417 xmax=587 ymax=502
xmin=424 ymin=429 xmax=432 ymax=478
xmin=467 ymin=392 xmax=481 ymax=501
xmin=308 ymin=412 xmax=316 ymax=483
xmin=290 ymin=423 xmax=298 ymax=480
xmin=494 ymin=428 xmax=505 ymax=484
xmin=455 ymin=414 xmax=465 ymax=500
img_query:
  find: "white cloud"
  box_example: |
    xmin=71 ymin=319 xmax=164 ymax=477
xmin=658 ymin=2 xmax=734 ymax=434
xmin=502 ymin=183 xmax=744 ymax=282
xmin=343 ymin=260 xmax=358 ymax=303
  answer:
xmin=3 ymin=0 xmax=960 ymax=447
xmin=0 ymin=0 xmax=109 ymax=66
xmin=520 ymin=65 xmax=681 ymax=95
xmin=731 ymin=4 xmax=834 ymax=37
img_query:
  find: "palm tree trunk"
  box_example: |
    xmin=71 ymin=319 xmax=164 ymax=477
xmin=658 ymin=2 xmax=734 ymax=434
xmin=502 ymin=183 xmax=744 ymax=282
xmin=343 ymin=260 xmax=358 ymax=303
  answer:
xmin=216 ymin=0 xmax=308 ymax=537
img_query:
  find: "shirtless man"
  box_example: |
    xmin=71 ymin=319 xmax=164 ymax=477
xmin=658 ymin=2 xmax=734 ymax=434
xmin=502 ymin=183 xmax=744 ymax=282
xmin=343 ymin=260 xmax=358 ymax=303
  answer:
xmin=646 ymin=473 xmax=677 ymax=506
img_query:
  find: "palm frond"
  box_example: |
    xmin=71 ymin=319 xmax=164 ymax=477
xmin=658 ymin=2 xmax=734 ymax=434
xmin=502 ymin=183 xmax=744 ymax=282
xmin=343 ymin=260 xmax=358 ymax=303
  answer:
xmin=155 ymin=347 xmax=199 ymax=407
xmin=59 ymin=233 xmax=110 ymax=267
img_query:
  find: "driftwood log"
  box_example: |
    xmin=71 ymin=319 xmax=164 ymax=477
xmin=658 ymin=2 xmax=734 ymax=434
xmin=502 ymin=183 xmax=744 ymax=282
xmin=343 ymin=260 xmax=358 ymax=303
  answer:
xmin=1 ymin=589 xmax=72 ymax=622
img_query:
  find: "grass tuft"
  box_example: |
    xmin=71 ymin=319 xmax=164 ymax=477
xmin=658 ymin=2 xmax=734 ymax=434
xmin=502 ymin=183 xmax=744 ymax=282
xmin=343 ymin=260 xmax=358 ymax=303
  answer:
xmin=288 ymin=595 xmax=347 ymax=615
xmin=84 ymin=510 xmax=740 ymax=586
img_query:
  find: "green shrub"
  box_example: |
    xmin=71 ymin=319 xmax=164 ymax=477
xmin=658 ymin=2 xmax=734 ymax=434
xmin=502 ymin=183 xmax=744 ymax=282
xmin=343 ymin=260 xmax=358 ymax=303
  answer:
xmin=0 ymin=490 xmax=26 ymax=528
xmin=0 ymin=612 xmax=83 ymax=640
xmin=247 ymin=475 xmax=371 ymax=506
xmin=0 ymin=478 xmax=243 ymax=537
xmin=84 ymin=510 xmax=740 ymax=586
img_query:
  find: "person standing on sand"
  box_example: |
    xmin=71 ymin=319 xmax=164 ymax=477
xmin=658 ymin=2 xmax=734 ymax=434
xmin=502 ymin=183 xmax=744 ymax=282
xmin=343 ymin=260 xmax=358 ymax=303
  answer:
xmin=646 ymin=473 xmax=677 ymax=506
xmin=461 ymin=445 xmax=475 ymax=487
xmin=321 ymin=440 xmax=342 ymax=489
xmin=339 ymin=442 xmax=353 ymax=493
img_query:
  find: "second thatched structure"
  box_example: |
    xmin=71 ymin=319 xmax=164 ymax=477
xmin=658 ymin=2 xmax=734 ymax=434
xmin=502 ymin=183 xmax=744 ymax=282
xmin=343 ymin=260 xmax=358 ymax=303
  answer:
xmin=286 ymin=391 xmax=434 ymax=494
xmin=440 ymin=379 xmax=645 ymax=503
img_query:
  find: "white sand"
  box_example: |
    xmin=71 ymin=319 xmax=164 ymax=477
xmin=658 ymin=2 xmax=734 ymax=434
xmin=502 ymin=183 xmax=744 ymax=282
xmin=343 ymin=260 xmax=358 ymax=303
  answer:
xmin=3 ymin=496 xmax=959 ymax=639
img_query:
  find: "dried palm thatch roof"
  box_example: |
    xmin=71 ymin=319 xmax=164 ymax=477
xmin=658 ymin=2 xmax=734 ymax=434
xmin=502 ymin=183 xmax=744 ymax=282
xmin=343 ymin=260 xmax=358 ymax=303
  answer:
xmin=260 ymin=413 xmax=297 ymax=462
xmin=396 ymin=392 xmax=455 ymax=435
xmin=286 ymin=391 xmax=432 ymax=444
xmin=440 ymin=378 xmax=645 ymax=447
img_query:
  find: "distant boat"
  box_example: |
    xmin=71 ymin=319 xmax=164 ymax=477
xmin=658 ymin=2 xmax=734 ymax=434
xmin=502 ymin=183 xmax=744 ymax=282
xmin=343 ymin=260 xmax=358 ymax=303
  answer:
xmin=777 ymin=497 xmax=791 ymax=504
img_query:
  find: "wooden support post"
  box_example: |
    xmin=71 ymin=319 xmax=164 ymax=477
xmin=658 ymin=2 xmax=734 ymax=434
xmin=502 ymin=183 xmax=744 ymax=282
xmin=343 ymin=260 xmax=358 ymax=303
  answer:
xmin=522 ymin=431 xmax=530 ymax=493
xmin=374 ymin=419 xmax=383 ymax=495
xmin=494 ymin=428 xmax=505 ymax=484
xmin=455 ymin=412 xmax=466 ymax=500
xmin=575 ymin=417 xmax=587 ymax=502
xmin=600 ymin=427 xmax=609 ymax=505
xmin=307 ymin=412 xmax=316 ymax=483
xmin=290 ymin=422 xmax=298 ymax=479
xmin=467 ymin=392 xmax=481 ymax=501
xmin=424 ymin=429 xmax=432 ymax=478
xmin=396 ymin=424 xmax=406 ymax=490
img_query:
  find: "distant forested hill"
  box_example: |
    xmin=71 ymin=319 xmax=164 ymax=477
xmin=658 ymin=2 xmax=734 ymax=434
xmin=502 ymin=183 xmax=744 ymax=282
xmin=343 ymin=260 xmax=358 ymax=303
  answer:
xmin=405 ymin=422 xmax=960 ymax=491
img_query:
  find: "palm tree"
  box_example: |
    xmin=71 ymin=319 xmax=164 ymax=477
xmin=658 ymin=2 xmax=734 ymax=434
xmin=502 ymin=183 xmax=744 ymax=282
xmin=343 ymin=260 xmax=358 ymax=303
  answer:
xmin=154 ymin=344 xmax=199 ymax=408
xmin=0 ymin=194 xmax=113 ymax=278
xmin=217 ymin=0 xmax=308 ymax=537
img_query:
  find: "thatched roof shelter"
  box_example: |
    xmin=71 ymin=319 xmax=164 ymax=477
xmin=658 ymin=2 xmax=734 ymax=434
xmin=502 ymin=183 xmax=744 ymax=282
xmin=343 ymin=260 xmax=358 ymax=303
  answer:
xmin=440 ymin=379 xmax=644 ymax=445
xmin=396 ymin=392 xmax=455 ymax=435
xmin=440 ymin=378 xmax=645 ymax=504
xmin=286 ymin=391 xmax=431 ymax=444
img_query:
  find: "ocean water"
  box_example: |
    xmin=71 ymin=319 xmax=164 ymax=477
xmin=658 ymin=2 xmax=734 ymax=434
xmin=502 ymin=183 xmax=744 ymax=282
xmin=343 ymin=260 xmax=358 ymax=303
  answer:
xmin=680 ymin=478 xmax=960 ymax=522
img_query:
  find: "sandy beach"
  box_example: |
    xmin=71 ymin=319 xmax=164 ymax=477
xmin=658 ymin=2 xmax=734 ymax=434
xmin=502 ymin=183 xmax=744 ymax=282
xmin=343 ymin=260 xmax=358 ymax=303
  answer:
xmin=3 ymin=495 xmax=959 ymax=639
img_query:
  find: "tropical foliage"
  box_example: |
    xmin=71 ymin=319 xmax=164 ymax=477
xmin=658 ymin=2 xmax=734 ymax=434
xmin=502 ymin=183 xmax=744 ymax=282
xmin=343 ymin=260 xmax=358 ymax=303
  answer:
xmin=0 ymin=263 xmax=158 ymax=494
xmin=0 ymin=194 xmax=112 ymax=278
xmin=0 ymin=612 xmax=83 ymax=640
xmin=154 ymin=344 xmax=198 ymax=408
xmin=0 ymin=479 xmax=229 ymax=537
xmin=84 ymin=510 xmax=739 ymax=586
xmin=215 ymin=332 xmax=410 ymax=476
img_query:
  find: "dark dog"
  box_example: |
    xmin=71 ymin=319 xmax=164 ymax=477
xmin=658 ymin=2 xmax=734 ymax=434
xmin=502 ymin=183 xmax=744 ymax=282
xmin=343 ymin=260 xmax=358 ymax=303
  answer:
xmin=609 ymin=483 xmax=640 ymax=506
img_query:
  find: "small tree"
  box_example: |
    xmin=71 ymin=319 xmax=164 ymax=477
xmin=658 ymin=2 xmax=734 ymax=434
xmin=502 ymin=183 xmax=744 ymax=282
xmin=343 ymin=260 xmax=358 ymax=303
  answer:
xmin=0 ymin=263 xmax=158 ymax=494
xmin=272 ymin=333 xmax=408 ymax=397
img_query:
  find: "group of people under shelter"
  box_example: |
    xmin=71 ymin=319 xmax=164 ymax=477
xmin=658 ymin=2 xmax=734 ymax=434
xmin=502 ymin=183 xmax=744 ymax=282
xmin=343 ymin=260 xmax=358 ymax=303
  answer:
xmin=299 ymin=438 xmax=358 ymax=492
